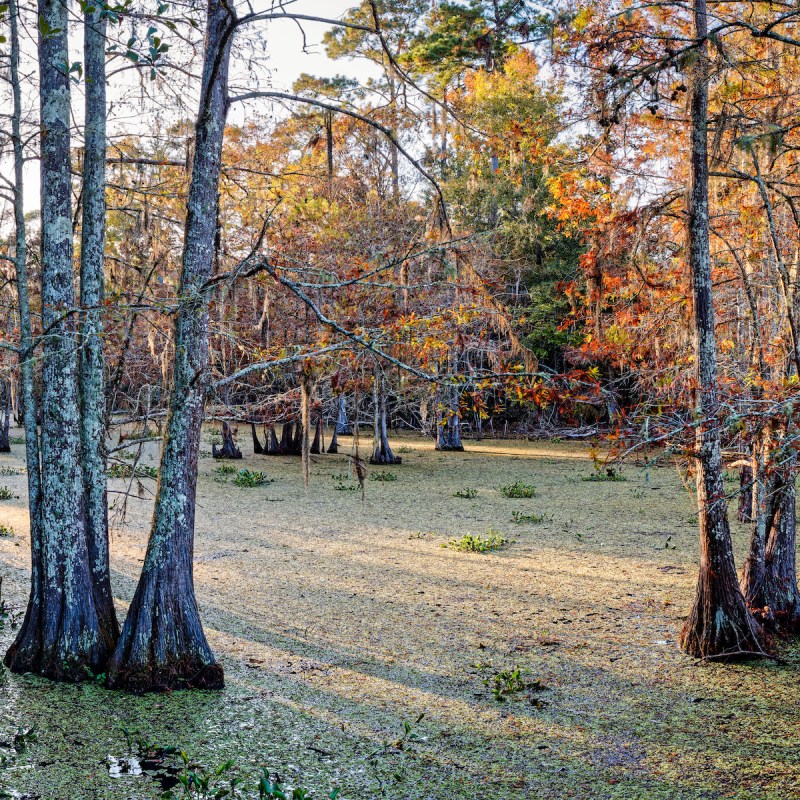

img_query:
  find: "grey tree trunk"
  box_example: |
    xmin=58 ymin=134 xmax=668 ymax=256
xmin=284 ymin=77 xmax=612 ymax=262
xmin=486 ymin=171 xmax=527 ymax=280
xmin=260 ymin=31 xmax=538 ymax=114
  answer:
xmin=436 ymin=385 xmax=464 ymax=452
xmin=740 ymin=432 xmax=777 ymax=609
xmin=762 ymin=457 xmax=800 ymax=626
xmin=106 ymin=0 xmax=236 ymax=691
xmin=0 ymin=382 xmax=10 ymax=452
xmin=3 ymin=0 xmax=45 ymax=677
xmin=301 ymin=375 xmax=311 ymax=487
xmin=370 ymin=373 xmax=400 ymax=465
xmin=679 ymin=0 xmax=762 ymax=659
xmin=335 ymin=394 xmax=350 ymax=435
xmin=7 ymin=0 xmax=113 ymax=678
xmin=80 ymin=4 xmax=119 ymax=646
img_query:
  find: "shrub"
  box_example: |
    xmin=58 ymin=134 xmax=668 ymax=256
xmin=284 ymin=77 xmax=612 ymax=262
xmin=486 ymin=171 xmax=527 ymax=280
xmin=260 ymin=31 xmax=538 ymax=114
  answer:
xmin=0 ymin=524 xmax=13 ymax=537
xmin=453 ymin=487 xmax=477 ymax=499
xmin=500 ymin=481 xmax=536 ymax=498
xmin=0 ymin=466 xmax=23 ymax=476
xmin=581 ymin=467 xmax=626 ymax=482
xmin=484 ymin=667 xmax=548 ymax=703
xmin=0 ymin=487 xmax=19 ymax=500
xmin=485 ymin=667 xmax=526 ymax=701
xmin=232 ymin=469 xmax=272 ymax=488
xmin=444 ymin=531 xmax=511 ymax=553
xmin=511 ymin=511 xmax=549 ymax=524
xmin=369 ymin=470 xmax=397 ymax=482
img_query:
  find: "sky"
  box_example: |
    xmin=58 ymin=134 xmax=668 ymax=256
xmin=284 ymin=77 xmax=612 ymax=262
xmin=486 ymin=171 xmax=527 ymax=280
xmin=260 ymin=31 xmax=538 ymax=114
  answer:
xmin=262 ymin=0 xmax=375 ymax=91
xmin=13 ymin=0 xmax=379 ymax=211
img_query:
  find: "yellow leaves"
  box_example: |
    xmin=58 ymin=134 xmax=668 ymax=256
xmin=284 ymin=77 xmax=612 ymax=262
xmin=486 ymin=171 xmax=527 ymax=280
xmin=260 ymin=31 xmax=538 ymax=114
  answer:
xmin=572 ymin=5 xmax=595 ymax=33
xmin=719 ymin=338 xmax=735 ymax=354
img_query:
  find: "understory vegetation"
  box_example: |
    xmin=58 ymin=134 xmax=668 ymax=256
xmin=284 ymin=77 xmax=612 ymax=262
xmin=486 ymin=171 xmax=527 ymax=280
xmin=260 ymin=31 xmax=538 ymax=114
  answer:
xmin=1 ymin=434 xmax=798 ymax=799
xmin=2 ymin=0 xmax=800 ymax=795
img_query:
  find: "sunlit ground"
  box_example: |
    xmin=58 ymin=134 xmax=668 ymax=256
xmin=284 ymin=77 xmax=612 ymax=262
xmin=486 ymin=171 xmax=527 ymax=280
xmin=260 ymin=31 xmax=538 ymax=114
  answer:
xmin=0 ymin=429 xmax=798 ymax=799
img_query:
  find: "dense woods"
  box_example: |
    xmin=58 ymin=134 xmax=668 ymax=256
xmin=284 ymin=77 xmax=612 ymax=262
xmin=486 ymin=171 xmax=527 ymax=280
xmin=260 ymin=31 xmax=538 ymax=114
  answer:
xmin=2 ymin=0 xmax=800 ymax=796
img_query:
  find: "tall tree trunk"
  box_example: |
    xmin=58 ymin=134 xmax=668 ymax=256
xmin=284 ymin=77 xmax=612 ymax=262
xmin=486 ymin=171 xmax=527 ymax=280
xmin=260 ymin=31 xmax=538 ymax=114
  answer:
xmin=0 ymin=383 xmax=10 ymax=452
xmin=251 ymin=422 xmax=265 ymax=454
xmin=212 ymin=420 xmax=242 ymax=459
xmin=436 ymin=385 xmax=464 ymax=451
xmin=4 ymin=0 xmax=44 ymax=677
xmin=335 ymin=394 xmax=350 ymax=435
xmin=762 ymin=456 xmax=800 ymax=626
xmin=737 ymin=462 xmax=753 ymax=523
xmin=310 ymin=419 xmax=323 ymax=455
xmin=276 ymin=422 xmax=294 ymax=455
xmin=80 ymin=4 xmax=118 ymax=646
xmin=679 ymin=0 xmax=762 ymax=659
xmin=107 ymin=0 xmax=235 ymax=691
xmin=7 ymin=0 xmax=113 ymax=679
xmin=268 ymin=424 xmax=280 ymax=454
xmin=370 ymin=373 xmax=400 ymax=465
xmin=301 ymin=375 xmax=311 ymax=487
xmin=740 ymin=431 xmax=777 ymax=609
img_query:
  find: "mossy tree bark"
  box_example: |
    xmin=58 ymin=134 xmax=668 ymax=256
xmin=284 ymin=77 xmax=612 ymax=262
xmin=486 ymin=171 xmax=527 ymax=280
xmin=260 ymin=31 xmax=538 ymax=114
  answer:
xmin=4 ymin=0 xmax=44 ymax=677
xmin=107 ymin=0 xmax=236 ymax=691
xmin=740 ymin=432 xmax=776 ymax=610
xmin=761 ymin=456 xmax=800 ymax=626
xmin=679 ymin=0 xmax=762 ymax=659
xmin=7 ymin=0 xmax=113 ymax=679
xmin=79 ymin=5 xmax=119 ymax=647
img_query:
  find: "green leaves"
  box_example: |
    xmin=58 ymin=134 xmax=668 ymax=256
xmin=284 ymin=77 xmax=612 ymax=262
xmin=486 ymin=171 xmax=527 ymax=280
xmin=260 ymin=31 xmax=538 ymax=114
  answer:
xmin=37 ymin=14 xmax=63 ymax=38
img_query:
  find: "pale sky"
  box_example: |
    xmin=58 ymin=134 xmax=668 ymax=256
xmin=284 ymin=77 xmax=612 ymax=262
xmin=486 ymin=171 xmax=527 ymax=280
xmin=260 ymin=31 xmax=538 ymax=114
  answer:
xmin=262 ymin=1 xmax=375 ymax=91
xmin=15 ymin=0 xmax=380 ymax=211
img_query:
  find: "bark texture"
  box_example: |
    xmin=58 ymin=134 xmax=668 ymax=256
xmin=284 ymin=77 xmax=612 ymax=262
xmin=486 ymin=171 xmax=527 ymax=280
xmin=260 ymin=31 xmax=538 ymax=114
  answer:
xmin=3 ymin=0 xmax=44 ymax=677
xmin=107 ymin=0 xmax=235 ymax=691
xmin=761 ymin=458 xmax=800 ymax=626
xmin=679 ymin=0 xmax=762 ymax=659
xmin=7 ymin=0 xmax=113 ymax=678
xmin=740 ymin=434 xmax=776 ymax=610
xmin=80 ymin=5 xmax=118 ymax=646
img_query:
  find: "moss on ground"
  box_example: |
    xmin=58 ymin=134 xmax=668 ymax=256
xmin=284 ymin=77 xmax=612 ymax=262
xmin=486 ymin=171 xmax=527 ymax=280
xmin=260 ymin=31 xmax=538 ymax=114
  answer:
xmin=0 ymin=432 xmax=798 ymax=798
